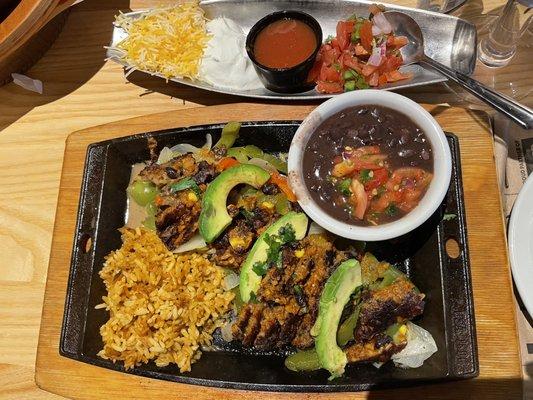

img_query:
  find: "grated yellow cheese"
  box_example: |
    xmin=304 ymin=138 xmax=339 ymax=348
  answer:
xmin=113 ymin=2 xmax=210 ymax=80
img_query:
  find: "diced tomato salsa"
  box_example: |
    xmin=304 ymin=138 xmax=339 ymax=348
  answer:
xmin=309 ymin=4 xmax=411 ymax=94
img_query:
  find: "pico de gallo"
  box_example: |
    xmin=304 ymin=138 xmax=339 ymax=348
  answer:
xmin=307 ymin=4 xmax=411 ymax=94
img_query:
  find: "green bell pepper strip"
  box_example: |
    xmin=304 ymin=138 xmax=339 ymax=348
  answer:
xmin=214 ymin=121 xmax=241 ymax=150
xmin=285 ymin=349 xmax=321 ymax=372
xmin=225 ymin=146 xmax=288 ymax=173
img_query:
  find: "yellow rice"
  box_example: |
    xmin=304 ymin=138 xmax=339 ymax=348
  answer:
xmin=96 ymin=227 xmax=234 ymax=372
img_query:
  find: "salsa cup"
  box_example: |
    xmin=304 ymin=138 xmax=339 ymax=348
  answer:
xmin=245 ymin=10 xmax=322 ymax=94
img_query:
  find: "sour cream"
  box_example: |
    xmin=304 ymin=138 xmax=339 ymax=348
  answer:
xmin=199 ymin=17 xmax=263 ymax=91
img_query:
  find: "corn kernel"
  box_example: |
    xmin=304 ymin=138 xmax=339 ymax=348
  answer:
xmin=399 ymin=325 xmax=408 ymax=335
xmin=229 ymin=237 xmax=245 ymax=249
xmin=188 ymin=192 xmax=198 ymax=202
xmin=262 ymin=201 xmax=274 ymax=210
xmin=295 ymin=249 xmax=305 ymax=258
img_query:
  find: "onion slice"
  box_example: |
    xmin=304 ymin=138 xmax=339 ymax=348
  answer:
xmin=367 ymin=46 xmax=383 ymax=67
xmin=172 ymin=234 xmax=207 ymax=253
xmin=247 ymin=157 xmax=277 ymax=173
xmin=308 ymin=221 xmax=326 ymax=236
xmin=222 ymin=271 xmax=240 ymax=290
xmin=391 ymin=322 xmax=438 ymax=368
xmin=170 ymin=134 xmax=212 ymax=155
xmin=372 ymin=12 xmax=392 ymax=35
xmin=156 ymin=146 xmax=175 ymax=164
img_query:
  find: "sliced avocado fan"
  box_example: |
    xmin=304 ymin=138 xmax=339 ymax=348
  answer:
xmin=199 ymin=164 xmax=270 ymax=243
xmin=239 ymin=212 xmax=308 ymax=303
xmin=311 ymin=259 xmax=362 ymax=379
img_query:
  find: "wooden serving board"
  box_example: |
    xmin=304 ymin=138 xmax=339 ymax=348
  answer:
xmin=35 ymin=103 xmax=522 ymax=399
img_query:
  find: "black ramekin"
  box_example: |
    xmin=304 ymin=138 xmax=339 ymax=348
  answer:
xmin=245 ymin=10 xmax=323 ymax=94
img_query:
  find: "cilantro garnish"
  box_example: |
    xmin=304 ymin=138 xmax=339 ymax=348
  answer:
xmin=385 ymin=204 xmax=398 ymax=217
xmin=359 ymin=169 xmax=373 ymax=184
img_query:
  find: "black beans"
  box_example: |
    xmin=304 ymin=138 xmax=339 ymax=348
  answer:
xmin=262 ymin=183 xmax=280 ymax=195
xmin=302 ymin=105 xmax=433 ymax=226
xmin=398 ymin=149 xmax=415 ymax=158
xmin=165 ymin=167 xmax=178 ymax=179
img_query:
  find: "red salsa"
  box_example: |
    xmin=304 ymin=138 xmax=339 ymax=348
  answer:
xmin=254 ymin=19 xmax=317 ymax=69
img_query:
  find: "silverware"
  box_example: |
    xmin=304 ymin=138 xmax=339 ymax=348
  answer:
xmin=385 ymin=10 xmax=533 ymax=129
xmin=107 ymin=0 xmax=477 ymax=101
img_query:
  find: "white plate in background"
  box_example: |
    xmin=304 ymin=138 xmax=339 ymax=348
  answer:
xmin=509 ymin=173 xmax=533 ymax=319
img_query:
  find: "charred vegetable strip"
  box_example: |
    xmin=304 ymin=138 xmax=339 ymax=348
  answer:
xmin=285 ymin=349 xmax=321 ymax=372
xmin=214 ymin=121 xmax=241 ymax=150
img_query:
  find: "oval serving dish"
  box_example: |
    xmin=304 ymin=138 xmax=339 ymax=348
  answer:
xmin=106 ymin=0 xmax=477 ymax=100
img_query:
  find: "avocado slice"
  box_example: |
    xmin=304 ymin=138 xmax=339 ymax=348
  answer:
xmin=199 ymin=164 xmax=270 ymax=243
xmin=311 ymin=259 xmax=362 ymax=379
xmin=239 ymin=212 xmax=308 ymax=303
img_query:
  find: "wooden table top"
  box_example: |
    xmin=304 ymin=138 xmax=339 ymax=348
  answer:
xmin=0 ymin=0 xmax=523 ymax=399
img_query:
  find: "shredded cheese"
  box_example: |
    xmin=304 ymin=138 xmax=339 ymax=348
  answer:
xmin=113 ymin=2 xmax=210 ymax=80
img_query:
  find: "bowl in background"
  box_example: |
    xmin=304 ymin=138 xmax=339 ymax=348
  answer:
xmin=288 ymin=90 xmax=452 ymax=241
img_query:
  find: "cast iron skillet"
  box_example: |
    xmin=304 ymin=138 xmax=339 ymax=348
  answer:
xmin=60 ymin=121 xmax=478 ymax=392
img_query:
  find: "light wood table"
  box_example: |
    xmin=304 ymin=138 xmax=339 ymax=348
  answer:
xmin=0 ymin=0 xmax=523 ymax=399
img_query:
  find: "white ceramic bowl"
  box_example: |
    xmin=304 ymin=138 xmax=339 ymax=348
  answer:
xmin=288 ymin=90 xmax=452 ymax=241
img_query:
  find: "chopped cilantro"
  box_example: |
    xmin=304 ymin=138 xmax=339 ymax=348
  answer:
xmin=253 ymin=224 xmax=297 ymax=277
xmin=294 ymin=284 xmax=303 ymax=296
xmin=443 ymin=213 xmax=457 ymax=221
xmin=278 ymin=225 xmax=296 ymax=243
xmin=337 ymin=179 xmax=352 ymax=196
xmin=359 ymin=169 xmax=373 ymax=184
xmin=249 ymin=291 xmax=258 ymax=303
xmin=385 ymin=204 xmax=398 ymax=217
xmin=252 ymin=261 xmax=269 ymax=276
